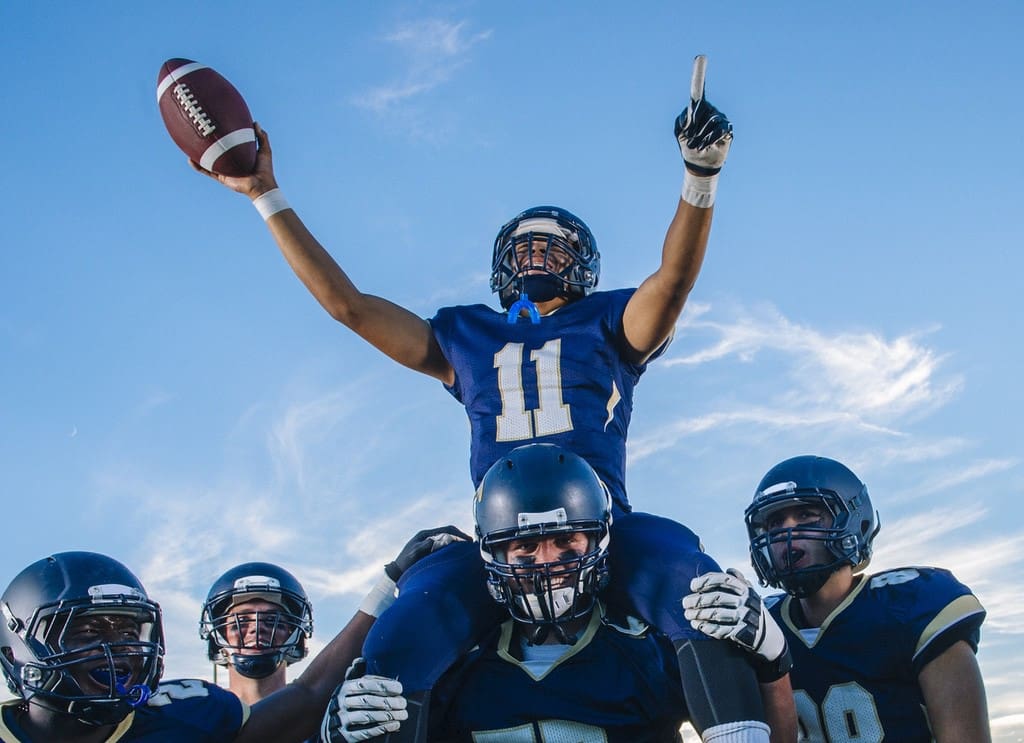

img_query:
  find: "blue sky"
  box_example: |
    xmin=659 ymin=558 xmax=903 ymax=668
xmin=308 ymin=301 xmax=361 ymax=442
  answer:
xmin=2 ymin=1 xmax=1022 ymax=738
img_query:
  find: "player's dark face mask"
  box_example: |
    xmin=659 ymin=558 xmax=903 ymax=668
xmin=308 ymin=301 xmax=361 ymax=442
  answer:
xmin=520 ymin=274 xmax=563 ymax=303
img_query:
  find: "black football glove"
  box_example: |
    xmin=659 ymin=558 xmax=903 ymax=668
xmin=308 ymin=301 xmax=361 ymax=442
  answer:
xmin=384 ymin=525 xmax=472 ymax=582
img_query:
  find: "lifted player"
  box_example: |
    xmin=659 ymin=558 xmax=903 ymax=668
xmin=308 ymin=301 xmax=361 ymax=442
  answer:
xmin=192 ymin=57 xmax=787 ymax=741
xmin=683 ymin=455 xmax=991 ymax=743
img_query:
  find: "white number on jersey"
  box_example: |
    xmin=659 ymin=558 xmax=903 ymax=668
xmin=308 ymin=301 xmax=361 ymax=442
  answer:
xmin=494 ymin=340 xmax=573 ymax=441
xmin=148 ymin=679 xmax=209 ymax=707
xmin=795 ymin=684 xmax=883 ymax=743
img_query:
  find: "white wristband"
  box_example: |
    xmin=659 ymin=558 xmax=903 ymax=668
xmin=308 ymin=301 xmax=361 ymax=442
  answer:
xmin=252 ymin=188 xmax=291 ymax=220
xmin=358 ymin=573 xmax=398 ymax=618
xmin=681 ymin=170 xmax=719 ymax=208
xmin=702 ymin=721 xmax=771 ymax=743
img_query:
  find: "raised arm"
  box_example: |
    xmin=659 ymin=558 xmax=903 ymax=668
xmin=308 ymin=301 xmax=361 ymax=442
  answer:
xmin=919 ymin=640 xmax=992 ymax=743
xmin=622 ymin=55 xmax=733 ymax=363
xmin=191 ymin=124 xmax=454 ymax=385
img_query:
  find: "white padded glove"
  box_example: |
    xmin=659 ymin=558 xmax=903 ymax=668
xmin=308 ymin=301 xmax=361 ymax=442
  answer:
xmin=320 ymin=658 xmax=408 ymax=742
xmin=682 ymin=568 xmax=786 ymax=664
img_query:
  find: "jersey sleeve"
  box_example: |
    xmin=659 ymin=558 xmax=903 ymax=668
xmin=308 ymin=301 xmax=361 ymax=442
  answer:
xmin=141 ymin=679 xmax=248 ymax=740
xmin=429 ymin=304 xmax=470 ymax=403
xmin=870 ymin=567 xmax=986 ymax=675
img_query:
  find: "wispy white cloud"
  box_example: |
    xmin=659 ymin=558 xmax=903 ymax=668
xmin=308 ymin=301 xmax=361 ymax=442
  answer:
xmin=630 ymin=302 xmax=963 ymax=463
xmin=902 ymin=457 xmax=1019 ymax=501
xmin=268 ymin=387 xmax=359 ymax=493
xmin=668 ymin=303 xmax=961 ymax=420
xmin=858 ymin=436 xmax=970 ymax=466
xmin=353 ymin=19 xmax=492 ymax=113
xmin=629 ymin=406 xmax=901 ymax=465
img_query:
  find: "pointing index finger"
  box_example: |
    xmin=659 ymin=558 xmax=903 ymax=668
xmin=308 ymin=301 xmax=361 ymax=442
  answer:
xmin=690 ymin=54 xmax=707 ymax=103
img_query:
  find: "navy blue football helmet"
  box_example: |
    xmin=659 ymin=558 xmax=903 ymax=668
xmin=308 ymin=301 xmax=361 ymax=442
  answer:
xmin=200 ymin=562 xmax=312 ymax=679
xmin=0 ymin=551 xmax=164 ymax=726
xmin=490 ymin=206 xmax=600 ymax=309
xmin=746 ymin=455 xmax=881 ymax=598
xmin=474 ymin=444 xmax=612 ymax=638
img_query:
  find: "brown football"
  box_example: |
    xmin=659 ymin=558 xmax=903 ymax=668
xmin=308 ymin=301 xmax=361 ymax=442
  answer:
xmin=157 ymin=58 xmax=256 ymax=176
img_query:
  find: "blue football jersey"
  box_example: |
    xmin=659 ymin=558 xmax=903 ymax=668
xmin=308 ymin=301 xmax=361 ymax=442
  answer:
xmin=430 ymin=605 xmax=687 ymax=743
xmin=0 ymin=679 xmax=247 ymax=742
xmin=768 ymin=567 xmax=985 ymax=743
xmin=431 ymin=289 xmax=655 ymax=511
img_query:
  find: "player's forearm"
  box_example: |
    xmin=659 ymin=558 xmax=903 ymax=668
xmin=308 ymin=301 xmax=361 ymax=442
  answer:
xmin=264 ymin=210 xmax=452 ymax=381
xmin=759 ymin=678 xmax=797 ymax=743
xmin=621 ymin=200 xmax=712 ymax=361
xmin=920 ymin=642 xmax=992 ymax=743
xmin=297 ymin=610 xmax=376 ymax=699
xmin=238 ymin=611 xmax=375 ymax=743
xmin=659 ymin=198 xmax=713 ymax=297
xmin=265 ymin=209 xmax=368 ymax=324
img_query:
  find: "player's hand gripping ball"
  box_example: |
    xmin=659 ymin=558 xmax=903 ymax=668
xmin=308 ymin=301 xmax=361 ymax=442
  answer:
xmin=157 ymin=58 xmax=256 ymax=176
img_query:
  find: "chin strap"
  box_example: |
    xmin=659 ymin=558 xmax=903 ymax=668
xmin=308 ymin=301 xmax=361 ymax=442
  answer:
xmin=230 ymin=651 xmax=283 ymax=679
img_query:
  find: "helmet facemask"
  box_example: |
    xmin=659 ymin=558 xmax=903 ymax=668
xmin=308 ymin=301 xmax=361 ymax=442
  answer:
xmin=746 ymin=490 xmax=870 ymax=598
xmin=203 ymin=604 xmax=310 ymax=679
xmin=15 ymin=597 xmax=163 ymax=726
xmin=200 ymin=571 xmax=312 ymax=681
xmin=483 ymin=523 xmax=609 ymax=644
xmin=491 ymin=209 xmax=599 ymax=310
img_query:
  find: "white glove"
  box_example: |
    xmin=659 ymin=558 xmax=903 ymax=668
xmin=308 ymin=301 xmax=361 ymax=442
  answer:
xmin=320 ymin=658 xmax=408 ymax=743
xmin=674 ymin=55 xmax=733 ymax=176
xmin=682 ymin=568 xmax=786 ymax=664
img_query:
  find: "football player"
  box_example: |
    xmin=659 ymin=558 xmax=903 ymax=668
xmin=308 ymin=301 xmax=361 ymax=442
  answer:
xmin=322 ymin=444 xmax=779 ymax=743
xmin=192 ymin=56 xmax=790 ymax=741
xmin=201 ymin=562 xmax=314 ymax=704
xmin=683 ymin=455 xmax=992 ymax=742
xmin=0 ymin=533 xmax=461 ymax=742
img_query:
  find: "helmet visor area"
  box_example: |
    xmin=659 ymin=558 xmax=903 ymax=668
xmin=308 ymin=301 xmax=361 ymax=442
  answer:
xmin=490 ymin=216 xmax=597 ymax=306
xmin=25 ymin=603 xmax=162 ymax=703
xmin=203 ymin=608 xmax=309 ymax=655
xmin=484 ymin=528 xmax=607 ymax=625
xmin=746 ymin=490 xmax=857 ymax=596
